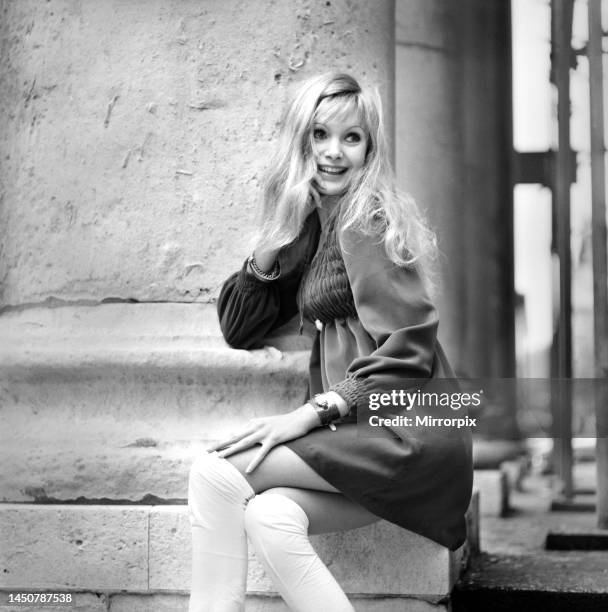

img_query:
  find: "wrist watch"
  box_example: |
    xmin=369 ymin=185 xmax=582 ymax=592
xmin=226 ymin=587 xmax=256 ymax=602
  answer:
xmin=311 ymin=394 xmax=341 ymax=430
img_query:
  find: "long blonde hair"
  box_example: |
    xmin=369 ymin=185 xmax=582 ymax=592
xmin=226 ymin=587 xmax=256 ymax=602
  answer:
xmin=255 ymin=72 xmax=437 ymax=271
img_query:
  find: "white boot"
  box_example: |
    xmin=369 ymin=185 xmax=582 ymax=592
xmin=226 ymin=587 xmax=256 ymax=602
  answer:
xmin=244 ymin=493 xmax=354 ymax=612
xmin=188 ymin=452 xmax=255 ymax=612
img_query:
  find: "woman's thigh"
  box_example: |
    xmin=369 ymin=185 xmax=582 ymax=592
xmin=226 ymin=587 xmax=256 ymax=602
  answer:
xmin=225 ymin=445 xmax=379 ymax=534
xmin=263 ymin=486 xmax=379 ymax=534
xmin=225 ymin=444 xmax=338 ymax=493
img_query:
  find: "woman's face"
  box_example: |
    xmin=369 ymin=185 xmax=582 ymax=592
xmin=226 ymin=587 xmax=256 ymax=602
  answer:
xmin=311 ymin=109 xmax=368 ymax=197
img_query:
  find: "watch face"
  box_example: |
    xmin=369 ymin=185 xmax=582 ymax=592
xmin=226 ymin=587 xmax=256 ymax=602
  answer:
xmin=316 ymin=397 xmax=331 ymax=410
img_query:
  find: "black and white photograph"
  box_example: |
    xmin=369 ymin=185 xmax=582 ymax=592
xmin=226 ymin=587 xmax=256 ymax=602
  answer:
xmin=1 ymin=1 xmax=607 ymax=610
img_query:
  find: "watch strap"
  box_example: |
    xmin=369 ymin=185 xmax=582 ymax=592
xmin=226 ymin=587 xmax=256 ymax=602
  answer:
xmin=310 ymin=395 xmax=341 ymax=427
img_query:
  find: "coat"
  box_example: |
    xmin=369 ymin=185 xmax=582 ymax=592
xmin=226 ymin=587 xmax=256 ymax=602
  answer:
xmin=217 ymin=210 xmax=473 ymax=550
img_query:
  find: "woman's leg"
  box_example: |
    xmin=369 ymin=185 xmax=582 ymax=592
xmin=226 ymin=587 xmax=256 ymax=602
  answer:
xmin=225 ymin=444 xmax=378 ymax=532
xmin=244 ymin=488 xmax=376 ymax=612
xmin=188 ymin=452 xmax=255 ymax=612
xmin=189 ymin=445 xmax=377 ymax=611
xmin=188 ymin=447 xmax=337 ymax=612
xmin=225 ymin=443 xmax=339 ymax=494
xmin=230 ymin=446 xmax=379 ymax=612
xmin=255 ymin=485 xmax=379 ymax=535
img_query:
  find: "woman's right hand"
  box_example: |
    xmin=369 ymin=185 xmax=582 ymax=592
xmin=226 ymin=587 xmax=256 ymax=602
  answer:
xmin=207 ymin=404 xmax=320 ymax=473
xmin=251 ymin=185 xmax=321 ymax=273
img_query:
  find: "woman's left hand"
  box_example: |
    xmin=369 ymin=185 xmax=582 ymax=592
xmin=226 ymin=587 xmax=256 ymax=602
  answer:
xmin=309 ymin=182 xmax=322 ymax=209
xmin=207 ymin=404 xmax=320 ymax=473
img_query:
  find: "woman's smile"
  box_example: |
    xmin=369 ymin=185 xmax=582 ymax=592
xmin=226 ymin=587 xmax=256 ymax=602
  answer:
xmin=318 ymin=164 xmax=348 ymax=176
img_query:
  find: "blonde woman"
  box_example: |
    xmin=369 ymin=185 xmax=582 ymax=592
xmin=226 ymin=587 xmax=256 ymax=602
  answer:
xmin=188 ymin=72 xmax=472 ymax=612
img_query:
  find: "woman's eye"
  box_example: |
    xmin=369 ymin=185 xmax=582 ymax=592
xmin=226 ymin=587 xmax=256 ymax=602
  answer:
xmin=345 ymin=132 xmax=362 ymax=144
xmin=313 ymin=128 xmax=327 ymax=140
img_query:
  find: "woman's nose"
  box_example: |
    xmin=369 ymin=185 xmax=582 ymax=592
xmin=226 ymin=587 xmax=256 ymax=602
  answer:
xmin=323 ymin=137 xmax=343 ymax=159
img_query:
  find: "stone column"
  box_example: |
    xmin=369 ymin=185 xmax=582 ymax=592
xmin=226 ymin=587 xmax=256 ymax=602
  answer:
xmin=0 ymin=0 xmax=396 ymax=497
xmin=0 ymin=0 xmax=394 ymax=307
xmin=396 ymin=0 xmax=515 ymax=381
xmin=0 ymin=1 xmax=411 ymax=604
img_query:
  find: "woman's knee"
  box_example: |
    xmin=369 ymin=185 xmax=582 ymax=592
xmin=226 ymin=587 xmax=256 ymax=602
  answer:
xmin=188 ymin=452 xmax=220 ymax=489
xmin=244 ymin=492 xmax=309 ymax=540
xmin=188 ymin=452 xmax=254 ymax=502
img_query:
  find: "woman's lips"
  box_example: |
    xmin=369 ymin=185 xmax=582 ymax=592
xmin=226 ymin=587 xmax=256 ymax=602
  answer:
xmin=318 ymin=165 xmax=347 ymax=176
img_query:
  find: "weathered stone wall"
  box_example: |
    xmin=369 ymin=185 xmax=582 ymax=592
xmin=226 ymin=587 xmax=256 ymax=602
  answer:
xmin=0 ymin=0 xmax=393 ymax=307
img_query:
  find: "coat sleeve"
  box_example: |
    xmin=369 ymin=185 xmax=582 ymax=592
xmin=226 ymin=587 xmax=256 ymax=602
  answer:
xmin=330 ymin=227 xmax=439 ymax=412
xmin=217 ymin=260 xmax=303 ymax=349
xmin=217 ymin=214 xmax=320 ymax=350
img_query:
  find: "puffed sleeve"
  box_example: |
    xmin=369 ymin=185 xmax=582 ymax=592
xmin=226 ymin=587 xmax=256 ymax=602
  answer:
xmin=330 ymin=227 xmax=438 ymax=411
xmin=217 ymin=261 xmax=301 ymax=349
xmin=217 ymin=213 xmax=320 ymax=350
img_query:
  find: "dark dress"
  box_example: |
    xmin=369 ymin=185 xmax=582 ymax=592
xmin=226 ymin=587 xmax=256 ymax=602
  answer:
xmin=217 ymin=210 xmax=473 ymax=551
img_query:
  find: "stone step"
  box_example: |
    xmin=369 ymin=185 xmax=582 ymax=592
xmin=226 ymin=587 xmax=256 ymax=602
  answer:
xmin=452 ymin=551 xmax=608 ymax=611
xmin=0 ymin=499 xmax=477 ymax=606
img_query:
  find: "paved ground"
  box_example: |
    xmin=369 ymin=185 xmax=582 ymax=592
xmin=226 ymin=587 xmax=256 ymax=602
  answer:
xmin=481 ymin=461 xmax=602 ymax=555
xmin=454 ymin=458 xmax=608 ymax=610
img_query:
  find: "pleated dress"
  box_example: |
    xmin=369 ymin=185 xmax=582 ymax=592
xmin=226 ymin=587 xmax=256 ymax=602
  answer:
xmin=217 ymin=210 xmax=473 ymax=550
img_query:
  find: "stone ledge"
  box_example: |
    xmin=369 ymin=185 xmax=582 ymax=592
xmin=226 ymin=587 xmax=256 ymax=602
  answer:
xmin=0 ymin=501 xmax=477 ymax=601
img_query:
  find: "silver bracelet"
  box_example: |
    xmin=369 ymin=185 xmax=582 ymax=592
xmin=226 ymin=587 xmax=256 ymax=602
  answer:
xmin=248 ymin=254 xmax=280 ymax=282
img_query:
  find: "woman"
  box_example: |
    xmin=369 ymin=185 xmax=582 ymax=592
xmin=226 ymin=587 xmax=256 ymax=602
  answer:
xmin=188 ymin=72 xmax=472 ymax=612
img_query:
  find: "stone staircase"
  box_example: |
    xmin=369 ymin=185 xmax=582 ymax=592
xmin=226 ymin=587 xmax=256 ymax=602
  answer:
xmin=0 ymin=303 xmax=478 ymax=611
